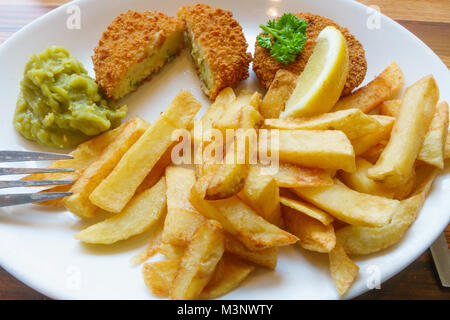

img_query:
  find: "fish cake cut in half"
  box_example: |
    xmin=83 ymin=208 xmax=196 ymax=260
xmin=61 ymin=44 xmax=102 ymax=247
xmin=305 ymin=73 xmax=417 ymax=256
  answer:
xmin=178 ymin=4 xmax=252 ymax=100
xmin=253 ymin=12 xmax=367 ymax=96
xmin=93 ymin=10 xmax=185 ymax=100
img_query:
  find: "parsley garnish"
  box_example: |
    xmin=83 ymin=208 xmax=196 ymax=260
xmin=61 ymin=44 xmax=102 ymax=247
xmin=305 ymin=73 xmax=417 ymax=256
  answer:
xmin=257 ymin=13 xmax=308 ymax=64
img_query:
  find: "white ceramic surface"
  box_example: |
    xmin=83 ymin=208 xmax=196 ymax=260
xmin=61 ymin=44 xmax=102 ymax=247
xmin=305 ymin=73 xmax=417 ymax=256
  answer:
xmin=0 ymin=0 xmax=449 ymax=300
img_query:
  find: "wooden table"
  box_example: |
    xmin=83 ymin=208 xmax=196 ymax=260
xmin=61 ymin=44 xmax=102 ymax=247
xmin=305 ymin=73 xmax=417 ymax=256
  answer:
xmin=0 ymin=0 xmax=449 ymax=300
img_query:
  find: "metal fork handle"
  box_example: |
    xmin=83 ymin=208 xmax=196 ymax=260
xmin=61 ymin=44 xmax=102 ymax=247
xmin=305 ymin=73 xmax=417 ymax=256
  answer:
xmin=0 ymin=167 xmax=75 ymax=175
xmin=0 ymin=192 xmax=72 ymax=207
xmin=0 ymin=180 xmax=74 ymax=189
xmin=0 ymin=151 xmax=73 ymax=162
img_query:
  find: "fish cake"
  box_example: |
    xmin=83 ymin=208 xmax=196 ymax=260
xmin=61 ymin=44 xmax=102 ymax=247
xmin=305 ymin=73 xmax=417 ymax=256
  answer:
xmin=178 ymin=4 xmax=252 ymax=100
xmin=93 ymin=10 xmax=185 ymax=100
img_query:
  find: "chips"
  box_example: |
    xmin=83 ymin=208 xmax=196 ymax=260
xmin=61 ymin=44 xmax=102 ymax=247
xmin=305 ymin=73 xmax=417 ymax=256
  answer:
xmin=417 ymin=101 xmax=449 ymax=168
xmin=90 ymin=90 xmax=201 ymax=213
xmin=328 ymin=242 xmax=359 ymax=296
xmin=379 ymin=99 xmax=401 ymax=117
xmin=200 ymin=254 xmax=254 ymax=299
xmin=203 ymin=101 xmax=263 ymax=200
xmin=283 ymin=206 xmax=336 ymax=253
xmin=368 ymin=75 xmax=439 ymax=187
xmin=143 ymin=259 xmax=179 ymax=296
xmin=260 ymin=129 xmax=356 ymax=172
xmin=64 ymin=117 xmax=149 ymax=218
xmin=237 ymin=165 xmax=282 ymax=225
xmin=260 ymin=69 xmax=297 ymax=119
xmin=224 ymin=234 xmax=278 ymax=269
xmin=264 ymin=108 xmax=382 ymax=140
xmin=293 ymin=181 xmax=399 ymax=227
xmin=23 ymin=124 xmax=123 ymax=206
xmin=333 ymin=62 xmax=404 ymax=113
xmin=339 ymin=157 xmax=395 ymax=198
xmin=171 ymin=220 xmax=224 ymax=300
xmin=258 ymin=163 xmax=333 ymax=188
xmin=350 ymin=115 xmax=394 ymax=155
xmin=279 ymin=193 xmax=334 ymax=225
xmin=190 ymin=177 xmax=298 ymax=251
xmin=336 ymin=166 xmax=438 ymax=255
xmin=74 ymin=177 xmax=166 ymax=244
xmin=162 ymin=166 xmax=205 ymax=246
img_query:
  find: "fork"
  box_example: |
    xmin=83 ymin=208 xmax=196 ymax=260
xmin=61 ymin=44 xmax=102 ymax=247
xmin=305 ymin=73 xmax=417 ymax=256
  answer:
xmin=0 ymin=151 xmax=74 ymax=207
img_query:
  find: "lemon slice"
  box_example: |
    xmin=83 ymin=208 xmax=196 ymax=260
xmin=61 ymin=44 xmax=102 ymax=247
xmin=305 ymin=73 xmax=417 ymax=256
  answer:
xmin=281 ymin=26 xmax=349 ymax=118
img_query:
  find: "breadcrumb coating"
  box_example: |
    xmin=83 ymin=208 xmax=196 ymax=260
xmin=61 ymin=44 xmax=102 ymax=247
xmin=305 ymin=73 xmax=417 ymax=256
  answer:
xmin=253 ymin=12 xmax=367 ymax=96
xmin=178 ymin=4 xmax=252 ymax=100
xmin=92 ymin=10 xmax=185 ymax=99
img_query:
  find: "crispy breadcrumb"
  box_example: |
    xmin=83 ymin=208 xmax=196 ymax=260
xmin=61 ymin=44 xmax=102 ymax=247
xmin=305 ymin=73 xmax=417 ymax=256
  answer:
xmin=253 ymin=12 xmax=367 ymax=96
xmin=93 ymin=10 xmax=185 ymax=99
xmin=178 ymin=4 xmax=252 ymax=100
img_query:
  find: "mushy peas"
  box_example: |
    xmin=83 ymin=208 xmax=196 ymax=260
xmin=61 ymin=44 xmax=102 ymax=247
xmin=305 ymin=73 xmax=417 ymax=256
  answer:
xmin=14 ymin=46 xmax=127 ymax=148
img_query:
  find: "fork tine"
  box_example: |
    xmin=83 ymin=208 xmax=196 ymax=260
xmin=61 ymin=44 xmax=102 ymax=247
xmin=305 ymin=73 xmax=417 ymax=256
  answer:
xmin=0 ymin=192 xmax=72 ymax=207
xmin=0 ymin=151 xmax=73 ymax=162
xmin=0 ymin=168 xmax=75 ymax=175
xmin=0 ymin=180 xmax=74 ymax=189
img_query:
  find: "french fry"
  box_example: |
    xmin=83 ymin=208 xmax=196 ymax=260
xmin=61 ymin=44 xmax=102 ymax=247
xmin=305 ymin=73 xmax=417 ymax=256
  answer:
xmin=283 ymin=206 xmax=336 ymax=253
xmin=379 ymin=99 xmax=401 ymax=117
xmin=213 ymin=91 xmax=261 ymax=134
xmin=445 ymin=130 xmax=450 ymax=159
xmin=198 ymin=87 xmax=236 ymax=131
xmin=189 ymin=177 xmax=298 ymax=250
xmin=336 ymin=166 xmax=438 ymax=255
xmin=130 ymin=220 xmax=164 ymax=266
xmin=351 ymin=115 xmax=394 ymax=155
xmin=163 ymin=167 xmax=205 ymax=246
xmin=203 ymin=105 xmax=263 ymax=200
xmin=339 ymin=157 xmax=395 ymax=198
xmin=417 ymin=101 xmax=449 ymax=168
xmin=23 ymin=125 xmax=123 ymax=206
xmin=135 ymin=144 xmax=174 ymax=194
xmin=329 ymin=242 xmax=359 ymax=296
xmin=260 ymin=69 xmax=297 ymax=119
xmin=292 ymin=181 xmax=399 ymax=227
xmin=200 ymin=254 xmax=255 ymax=299
xmin=333 ymin=62 xmax=404 ymax=113
xmin=279 ymin=194 xmax=334 ymax=226
xmin=64 ymin=117 xmax=149 ymax=218
xmin=158 ymin=235 xmax=278 ymax=270
xmin=264 ymin=109 xmax=382 ymax=140
xmin=368 ymin=76 xmax=439 ymax=187
xmin=257 ymin=162 xmax=333 ymax=188
xmin=224 ymin=233 xmax=278 ymax=269
xmin=360 ymin=141 xmax=387 ymax=164
xmin=158 ymin=243 xmax=185 ymax=259
xmin=74 ymin=177 xmax=166 ymax=244
xmin=143 ymin=259 xmax=179 ymax=296
xmin=171 ymin=220 xmax=225 ymax=300
xmin=237 ymin=165 xmax=282 ymax=225
xmin=90 ymin=90 xmax=201 ymax=213
xmin=260 ymin=130 xmax=355 ymax=172
xmin=194 ymin=88 xmax=236 ymax=178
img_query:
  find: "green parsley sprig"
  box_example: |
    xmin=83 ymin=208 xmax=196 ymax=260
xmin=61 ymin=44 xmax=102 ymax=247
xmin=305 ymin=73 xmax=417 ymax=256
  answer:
xmin=257 ymin=13 xmax=308 ymax=64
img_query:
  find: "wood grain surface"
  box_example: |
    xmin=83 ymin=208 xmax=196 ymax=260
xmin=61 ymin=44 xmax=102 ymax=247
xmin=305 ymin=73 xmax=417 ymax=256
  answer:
xmin=0 ymin=0 xmax=448 ymax=300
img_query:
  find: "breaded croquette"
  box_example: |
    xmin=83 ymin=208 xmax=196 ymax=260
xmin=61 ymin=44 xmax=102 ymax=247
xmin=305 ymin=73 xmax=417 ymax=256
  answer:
xmin=253 ymin=12 xmax=367 ymax=96
xmin=178 ymin=4 xmax=252 ymax=100
xmin=93 ymin=11 xmax=185 ymax=100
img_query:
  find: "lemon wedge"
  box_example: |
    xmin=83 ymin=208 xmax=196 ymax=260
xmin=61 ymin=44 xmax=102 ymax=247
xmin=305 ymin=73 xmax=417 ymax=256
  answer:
xmin=281 ymin=26 xmax=349 ymax=118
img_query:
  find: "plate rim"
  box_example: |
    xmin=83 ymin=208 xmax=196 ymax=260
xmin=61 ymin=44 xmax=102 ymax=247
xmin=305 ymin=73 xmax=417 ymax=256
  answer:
xmin=0 ymin=0 xmax=449 ymax=300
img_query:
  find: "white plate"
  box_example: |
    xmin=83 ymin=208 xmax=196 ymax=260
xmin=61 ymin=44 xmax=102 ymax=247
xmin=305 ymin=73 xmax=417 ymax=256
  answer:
xmin=0 ymin=0 xmax=449 ymax=300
